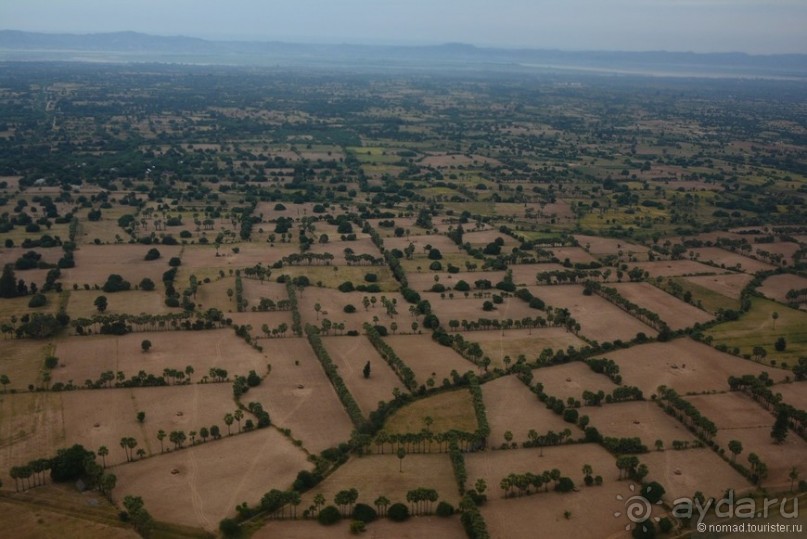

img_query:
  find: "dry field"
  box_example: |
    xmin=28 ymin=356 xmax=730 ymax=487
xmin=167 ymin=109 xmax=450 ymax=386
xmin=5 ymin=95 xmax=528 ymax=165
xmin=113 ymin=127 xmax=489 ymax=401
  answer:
xmin=425 ymin=293 xmax=539 ymax=325
xmin=686 ymin=392 xmax=806 ymax=490
xmin=66 ymin=289 xmax=179 ymax=318
xmin=254 ymin=515 xmax=466 ymax=539
xmin=381 ymin=334 xmax=475 ymax=386
xmin=548 ymin=246 xmax=598 ymax=264
xmin=574 ymin=234 xmax=649 ymax=257
xmin=405 ymin=270 xmax=505 ymax=292
xmin=753 ymin=242 xmax=801 ymax=264
xmin=757 ymin=273 xmax=807 ymax=305
xmin=194 ymin=276 xmax=236 ymax=312
xmin=180 ymin=243 xmax=297 ymax=280
xmin=466 ymin=441 xmax=619 ymax=486
xmin=584 ymin=401 xmax=696 ymax=448
xmin=383 ymin=389 xmax=477 ymax=435
xmin=598 ymin=338 xmax=791 ymax=396
xmin=59 ymin=384 xmax=237 ymax=465
xmin=774 ymin=381 xmax=807 ymax=410
xmin=300 ymin=453 xmax=460 ymax=507
xmin=462 ymin=230 xmax=520 ymax=249
xmin=0 ymin=246 xmax=63 ymax=268
xmin=508 ymin=263 xmax=567 ymax=285
xmin=691 ymin=247 xmax=775 ymax=273
xmin=297 ymin=288 xmax=407 ymax=332
xmin=244 ymin=338 xmax=354 ymax=453
xmin=113 ymin=427 xmax=310 ymax=530
xmin=532 ymin=362 xmax=617 ymax=402
xmin=528 ymin=285 xmax=657 ymax=342
xmin=633 ymin=259 xmax=730 ymax=278
xmin=481 ymin=375 xmax=571 ymax=446
xmin=471 ymin=328 xmax=587 ymax=369
xmin=60 ymin=244 xmax=182 ymax=287
xmin=610 ymin=282 xmax=713 ymax=330
xmin=0 ymin=339 xmax=50 ymax=390
xmin=322 ymin=336 xmax=404 ymax=414
xmin=639 ymin=448 xmax=752 ymax=500
xmin=308 ymin=237 xmax=382 ymax=264
xmin=682 ymin=272 xmax=753 ymax=299
xmin=52 ymin=329 xmax=268 ymax=386
xmin=240 ymin=279 xmax=289 ymax=306
xmin=0 ymin=392 xmax=65 ymax=486
xmin=383 ymin=234 xmax=461 ymax=255
xmin=0 ymin=487 xmax=138 ymax=539
xmin=255 ymin=201 xmax=321 ymax=221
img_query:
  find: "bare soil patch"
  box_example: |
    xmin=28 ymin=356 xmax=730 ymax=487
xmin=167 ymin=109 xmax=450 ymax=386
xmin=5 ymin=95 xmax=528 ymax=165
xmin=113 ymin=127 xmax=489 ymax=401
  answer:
xmin=633 ymin=259 xmax=730 ymax=278
xmin=758 ymin=273 xmax=807 ymax=305
xmin=382 ymin=334 xmax=475 ymax=386
xmin=52 ymin=329 xmax=267 ymax=386
xmin=254 ymin=515 xmax=466 ymax=539
xmin=60 ymin=384 xmax=237 ymax=465
xmin=0 ymin=392 xmax=65 ymax=486
xmin=548 ymin=246 xmax=598 ymax=264
xmin=66 ymin=289 xmax=179 ymax=318
xmin=611 ymin=282 xmax=713 ymax=330
xmin=774 ymin=381 xmax=807 ymax=410
xmin=300 ymin=453 xmax=461 ymax=509
xmin=462 ymin=230 xmax=519 ymax=249
xmin=297 ymin=288 xmax=407 ymax=333
xmin=753 ymin=242 xmax=800 ymax=264
xmin=405 ymin=270 xmax=505 ymax=293
xmin=585 ymin=401 xmax=696 ymax=448
xmin=574 ymin=234 xmax=649 ymax=257
xmin=113 ymin=427 xmax=309 ymax=530
xmin=529 ymin=285 xmax=657 ymax=342
xmin=471 ymin=328 xmax=587 ymax=369
xmin=691 ymin=247 xmax=775 ymax=274
xmin=685 ymin=392 xmax=806 ymax=489
xmin=245 ymin=338 xmax=354 ymax=453
xmin=683 ymin=273 xmax=753 ymax=299
xmin=61 ymin=244 xmax=181 ymax=287
xmin=426 ymin=293 xmax=538 ymax=325
xmin=640 ymin=448 xmax=751 ymax=500
xmin=482 ymin=375 xmax=570 ymax=446
xmin=322 ymin=336 xmax=404 ymax=414
xmin=599 ymin=338 xmax=790 ymax=396
xmin=508 ymin=263 xmax=567 ymax=285
xmin=383 ymin=234 xmax=461 ymax=255
xmin=532 ymin=362 xmax=617 ymax=402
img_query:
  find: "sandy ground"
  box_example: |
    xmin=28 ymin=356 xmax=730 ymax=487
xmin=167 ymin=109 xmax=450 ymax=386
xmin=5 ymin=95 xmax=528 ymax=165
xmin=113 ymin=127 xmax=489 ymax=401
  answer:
xmin=528 ymin=285 xmax=657 ymax=342
xmin=322 ymin=336 xmax=404 ymax=414
xmin=610 ymin=282 xmax=713 ymax=330
xmin=598 ymin=338 xmax=791 ymax=396
xmin=481 ymin=375 xmax=571 ymax=446
xmin=113 ymin=427 xmax=310 ymax=530
xmin=682 ymin=273 xmax=753 ymax=299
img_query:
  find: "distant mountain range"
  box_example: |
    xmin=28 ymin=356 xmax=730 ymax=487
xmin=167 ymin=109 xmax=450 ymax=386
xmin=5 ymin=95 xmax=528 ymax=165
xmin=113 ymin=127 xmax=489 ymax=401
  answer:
xmin=1 ymin=30 xmax=806 ymax=78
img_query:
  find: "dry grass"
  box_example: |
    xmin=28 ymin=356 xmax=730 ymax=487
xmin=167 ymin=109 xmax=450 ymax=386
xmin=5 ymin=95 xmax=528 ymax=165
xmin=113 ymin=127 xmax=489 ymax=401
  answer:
xmin=381 ymin=335 xmax=476 ymax=385
xmin=0 ymin=339 xmax=50 ymax=390
xmin=584 ymin=401 xmax=696 ymax=448
xmin=384 ymin=389 xmax=477 ymax=435
xmin=532 ymin=362 xmax=617 ymax=402
xmin=253 ymin=515 xmax=466 ymax=539
xmin=471 ymin=328 xmax=587 ymax=369
xmin=610 ymin=282 xmax=713 ymax=330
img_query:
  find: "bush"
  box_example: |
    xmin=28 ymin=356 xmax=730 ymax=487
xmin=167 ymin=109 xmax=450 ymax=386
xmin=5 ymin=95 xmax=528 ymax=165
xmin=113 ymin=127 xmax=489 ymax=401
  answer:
xmin=343 ymin=304 xmax=357 ymax=313
xmin=350 ymin=520 xmax=366 ymax=534
xmin=555 ymin=477 xmax=575 ymax=493
xmin=563 ymin=408 xmax=579 ymax=423
xmin=364 ymin=273 xmax=377 ymax=283
xmin=429 ymin=261 xmax=442 ymax=271
xmin=352 ymin=503 xmax=377 ymax=523
xmin=318 ymin=505 xmax=341 ymax=525
xmin=219 ymin=517 xmax=241 ymax=537
xmin=144 ymin=248 xmax=161 ymax=261
xmin=387 ymin=503 xmax=409 ymax=522
xmin=338 ymin=281 xmax=355 ymax=292
xmin=373 ymin=325 xmax=388 ymax=336
xmin=139 ymin=277 xmax=155 ymax=291
xmin=642 ymin=481 xmax=665 ymax=504
xmin=28 ymin=293 xmax=47 ymax=308
xmin=435 ymin=501 xmax=454 ymax=517
xmin=168 ymin=257 xmax=182 ymax=267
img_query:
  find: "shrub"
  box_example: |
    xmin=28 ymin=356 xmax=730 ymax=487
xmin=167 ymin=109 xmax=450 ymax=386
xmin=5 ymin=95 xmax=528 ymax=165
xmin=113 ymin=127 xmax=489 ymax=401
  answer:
xmin=168 ymin=257 xmax=182 ymax=267
xmin=219 ymin=518 xmax=241 ymax=537
xmin=144 ymin=248 xmax=161 ymax=261
xmin=435 ymin=501 xmax=455 ymax=517
xmin=349 ymin=520 xmax=366 ymax=534
xmin=318 ymin=505 xmax=341 ymax=525
xmin=338 ymin=281 xmax=355 ymax=292
xmin=429 ymin=261 xmax=442 ymax=271
xmin=352 ymin=503 xmax=377 ymax=523
xmin=364 ymin=273 xmax=377 ymax=283
xmin=28 ymin=293 xmax=47 ymax=308
xmin=387 ymin=503 xmax=409 ymax=522
xmin=343 ymin=304 xmax=357 ymax=313
xmin=139 ymin=277 xmax=156 ymax=291
xmin=555 ymin=477 xmax=575 ymax=493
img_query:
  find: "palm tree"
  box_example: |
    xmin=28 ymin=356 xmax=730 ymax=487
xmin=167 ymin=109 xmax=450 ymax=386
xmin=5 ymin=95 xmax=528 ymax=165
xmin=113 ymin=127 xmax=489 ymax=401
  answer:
xmin=157 ymin=430 xmax=166 ymax=452
xmin=224 ymin=413 xmax=234 ymax=435
xmin=98 ymin=446 xmax=109 ymax=468
xmin=374 ymin=495 xmax=390 ymax=517
xmin=789 ymin=467 xmax=799 ymax=492
xmin=234 ymin=409 xmax=244 ymax=433
xmin=772 ymin=311 xmax=779 ymax=330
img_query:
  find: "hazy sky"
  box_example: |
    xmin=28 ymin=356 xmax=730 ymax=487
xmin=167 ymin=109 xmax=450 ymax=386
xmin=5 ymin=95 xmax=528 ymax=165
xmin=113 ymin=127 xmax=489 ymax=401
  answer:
xmin=1 ymin=0 xmax=805 ymax=54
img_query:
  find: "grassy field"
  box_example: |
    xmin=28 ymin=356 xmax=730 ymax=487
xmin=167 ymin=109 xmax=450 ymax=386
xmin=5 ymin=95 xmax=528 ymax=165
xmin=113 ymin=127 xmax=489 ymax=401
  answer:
xmin=705 ymin=297 xmax=807 ymax=365
xmin=669 ymin=276 xmax=741 ymax=313
xmin=383 ymin=389 xmax=477 ymax=435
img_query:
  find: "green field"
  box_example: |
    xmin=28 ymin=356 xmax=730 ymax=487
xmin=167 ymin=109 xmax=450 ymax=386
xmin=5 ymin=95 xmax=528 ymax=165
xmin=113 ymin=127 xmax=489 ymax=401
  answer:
xmin=705 ymin=297 xmax=807 ymax=366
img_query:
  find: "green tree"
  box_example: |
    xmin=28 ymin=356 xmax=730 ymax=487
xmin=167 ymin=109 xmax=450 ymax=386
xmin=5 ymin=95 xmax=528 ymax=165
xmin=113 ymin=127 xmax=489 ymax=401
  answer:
xmin=0 ymin=264 xmax=19 ymax=298
xmin=397 ymin=447 xmax=406 ymax=472
xmin=94 ymin=295 xmax=108 ymax=313
xmin=363 ymin=361 xmax=371 ymax=379
xmin=98 ymin=445 xmax=108 ymax=469
xmin=141 ymin=339 xmax=152 ymax=353
xmin=728 ymin=440 xmax=743 ymax=462
xmin=771 ymin=409 xmax=789 ymax=443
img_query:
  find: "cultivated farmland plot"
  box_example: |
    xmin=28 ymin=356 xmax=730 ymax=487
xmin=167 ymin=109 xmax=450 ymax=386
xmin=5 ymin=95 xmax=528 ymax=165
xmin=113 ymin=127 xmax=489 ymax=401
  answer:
xmin=381 ymin=334 xmax=475 ymax=386
xmin=610 ymin=282 xmax=713 ymax=330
